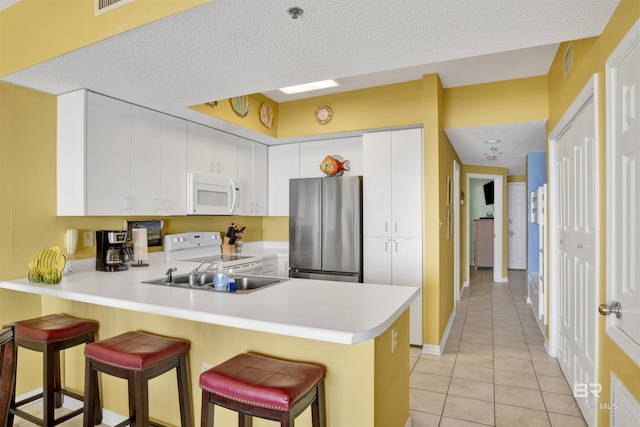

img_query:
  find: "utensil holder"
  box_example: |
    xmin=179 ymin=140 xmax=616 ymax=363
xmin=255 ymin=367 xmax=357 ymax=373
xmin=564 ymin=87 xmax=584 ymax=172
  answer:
xmin=221 ymin=237 xmax=235 ymax=254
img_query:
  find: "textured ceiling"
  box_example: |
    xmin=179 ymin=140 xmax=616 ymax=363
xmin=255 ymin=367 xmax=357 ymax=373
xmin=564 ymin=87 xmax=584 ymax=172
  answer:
xmin=0 ymin=0 xmax=620 ymax=173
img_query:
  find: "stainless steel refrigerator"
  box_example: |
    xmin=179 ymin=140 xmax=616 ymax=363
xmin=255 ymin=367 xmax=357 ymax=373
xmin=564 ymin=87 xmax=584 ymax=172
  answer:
xmin=289 ymin=176 xmax=363 ymax=282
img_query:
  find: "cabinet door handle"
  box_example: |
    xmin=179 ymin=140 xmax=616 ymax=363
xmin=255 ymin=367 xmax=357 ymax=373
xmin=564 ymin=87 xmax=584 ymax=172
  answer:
xmin=123 ymin=197 xmax=131 ymax=210
xmin=217 ymin=163 xmax=221 ymax=174
xmin=395 ymin=241 xmax=398 ymax=252
xmin=385 ymin=222 xmax=388 ymax=233
xmin=395 ymin=223 xmax=398 ymax=233
xmin=384 ymin=240 xmax=388 ymax=252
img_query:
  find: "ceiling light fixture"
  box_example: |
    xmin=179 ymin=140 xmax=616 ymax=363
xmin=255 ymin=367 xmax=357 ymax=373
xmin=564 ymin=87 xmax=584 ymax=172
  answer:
xmin=279 ymin=79 xmax=339 ymax=95
xmin=287 ymin=6 xmax=304 ymax=19
xmin=484 ymin=139 xmax=501 ymax=144
xmin=484 ymin=146 xmax=502 ymax=160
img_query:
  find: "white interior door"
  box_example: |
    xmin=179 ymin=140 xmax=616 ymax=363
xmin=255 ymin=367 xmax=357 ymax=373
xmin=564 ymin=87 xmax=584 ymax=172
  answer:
xmin=604 ymin=20 xmax=640 ymax=369
xmin=507 ymin=182 xmax=527 ymax=270
xmin=551 ymin=78 xmax=599 ymax=427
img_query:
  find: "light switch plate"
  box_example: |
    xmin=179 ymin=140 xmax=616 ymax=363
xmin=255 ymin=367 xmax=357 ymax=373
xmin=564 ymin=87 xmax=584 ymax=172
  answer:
xmin=83 ymin=231 xmax=94 ymax=247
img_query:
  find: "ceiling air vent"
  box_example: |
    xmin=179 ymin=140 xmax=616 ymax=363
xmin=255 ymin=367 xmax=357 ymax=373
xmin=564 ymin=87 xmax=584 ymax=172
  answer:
xmin=95 ymin=0 xmax=135 ymax=16
xmin=563 ymin=42 xmax=573 ymax=79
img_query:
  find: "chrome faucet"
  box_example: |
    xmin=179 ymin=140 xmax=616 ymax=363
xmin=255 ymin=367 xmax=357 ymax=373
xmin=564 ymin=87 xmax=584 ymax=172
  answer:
xmin=188 ymin=261 xmax=205 ymax=286
xmin=165 ymin=267 xmax=177 ymax=283
xmin=189 ymin=261 xmax=220 ymax=286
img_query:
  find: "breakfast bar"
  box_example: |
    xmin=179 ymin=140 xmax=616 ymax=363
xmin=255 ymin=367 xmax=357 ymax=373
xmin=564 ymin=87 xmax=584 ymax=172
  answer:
xmin=1 ymin=259 xmax=418 ymax=427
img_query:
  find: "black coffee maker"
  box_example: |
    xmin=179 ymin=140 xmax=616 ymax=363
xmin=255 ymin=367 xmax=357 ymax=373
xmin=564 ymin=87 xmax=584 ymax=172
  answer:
xmin=96 ymin=230 xmax=132 ymax=272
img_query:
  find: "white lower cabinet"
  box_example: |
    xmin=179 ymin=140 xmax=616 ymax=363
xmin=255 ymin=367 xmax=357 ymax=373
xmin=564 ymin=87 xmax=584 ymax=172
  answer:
xmin=364 ymin=236 xmax=422 ymax=345
xmin=277 ymin=255 xmax=289 ymax=277
xmin=261 ymin=255 xmax=278 ymax=276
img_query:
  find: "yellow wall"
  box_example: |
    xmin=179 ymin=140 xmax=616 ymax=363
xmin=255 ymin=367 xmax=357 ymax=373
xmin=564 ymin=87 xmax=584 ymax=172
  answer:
xmin=0 ymin=0 xmax=208 ymax=77
xmin=443 ymin=76 xmax=548 ymax=129
xmin=546 ymin=1 xmax=640 ymax=424
xmin=189 ymin=93 xmax=279 ymax=138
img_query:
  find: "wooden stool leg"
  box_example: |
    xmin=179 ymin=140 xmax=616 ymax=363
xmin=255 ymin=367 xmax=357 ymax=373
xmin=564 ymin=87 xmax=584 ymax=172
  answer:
xmin=239 ymin=412 xmax=251 ymax=427
xmin=53 ymin=347 xmax=63 ymax=408
xmin=83 ymin=359 xmax=97 ymax=427
xmin=316 ymin=380 xmax=326 ymax=427
xmin=133 ymin=371 xmax=150 ymax=427
xmin=176 ymin=354 xmax=193 ymax=427
xmin=201 ymin=392 xmax=212 ymax=427
xmin=127 ymin=376 xmax=137 ymax=425
xmin=43 ymin=344 xmax=56 ymax=426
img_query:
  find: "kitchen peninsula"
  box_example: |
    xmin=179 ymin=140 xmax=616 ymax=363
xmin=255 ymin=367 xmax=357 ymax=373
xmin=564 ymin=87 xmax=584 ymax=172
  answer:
xmin=1 ymin=259 xmax=418 ymax=427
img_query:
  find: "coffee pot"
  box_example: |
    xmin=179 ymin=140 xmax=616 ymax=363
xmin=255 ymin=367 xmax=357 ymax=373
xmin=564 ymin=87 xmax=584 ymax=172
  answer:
xmin=96 ymin=230 xmax=131 ymax=272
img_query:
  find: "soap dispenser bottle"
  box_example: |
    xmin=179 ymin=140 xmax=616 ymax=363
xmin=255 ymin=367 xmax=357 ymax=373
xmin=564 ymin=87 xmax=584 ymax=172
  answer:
xmin=213 ymin=263 xmax=228 ymax=291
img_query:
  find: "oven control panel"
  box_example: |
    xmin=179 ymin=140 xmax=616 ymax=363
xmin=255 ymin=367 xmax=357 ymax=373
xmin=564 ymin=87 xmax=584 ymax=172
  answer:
xmin=164 ymin=232 xmax=222 ymax=253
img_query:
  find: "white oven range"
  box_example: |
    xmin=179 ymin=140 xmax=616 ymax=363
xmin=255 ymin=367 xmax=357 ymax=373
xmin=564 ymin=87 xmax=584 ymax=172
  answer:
xmin=164 ymin=232 xmax=263 ymax=275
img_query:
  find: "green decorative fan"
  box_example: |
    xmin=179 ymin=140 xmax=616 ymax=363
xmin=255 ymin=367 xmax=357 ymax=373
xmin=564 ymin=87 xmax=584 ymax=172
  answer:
xmin=231 ymin=96 xmax=250 ymax=118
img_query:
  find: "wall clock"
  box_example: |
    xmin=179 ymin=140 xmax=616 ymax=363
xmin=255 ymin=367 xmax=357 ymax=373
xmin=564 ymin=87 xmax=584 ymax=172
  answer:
xmin=315 ymin=105 xmax=333 ymax=124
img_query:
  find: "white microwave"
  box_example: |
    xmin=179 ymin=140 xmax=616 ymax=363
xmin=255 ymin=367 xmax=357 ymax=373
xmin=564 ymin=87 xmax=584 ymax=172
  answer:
xmin=187 ymin=173 xmax=240 ymax=215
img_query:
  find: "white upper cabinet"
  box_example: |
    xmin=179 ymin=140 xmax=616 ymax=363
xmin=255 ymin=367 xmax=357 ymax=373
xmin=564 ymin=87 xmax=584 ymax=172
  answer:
xmin=186 ymin=122 xmax=215 ymax=175
xmin=300 ymin=139 xmax=334 ymax=178
xmin=57 ymin=90 xmax=188 ymax=216
xmin=390 ymin=128 xmax=422 ymax=237
xmin=186 ymin=124 xmax=238 ymax=180
xmin=268 ymin=144 xmax=300 ymax=216
xmin=237 ymin=137 xmax=267 ymax=216
xmin=253 ymin=142 xmax=268 ymax=216
xmin=213 ymin=130 xmax=237 ymax=180
xmin=334 ymin=136 xmax=364 ymax=176
xmin=363 ymin=132 xmax=393 ymax=236
xmin=161 ymin=114 xmax=187 ymax=215
xmin=85 ymin=92 xmax=132 ymax=216
xmin=131 ymin=105 xmax=162 ymax=215
xmin=267 ymin=137 xmax=363 ymax=216
xmin=363 ymin=129 xmax=422 ymax=237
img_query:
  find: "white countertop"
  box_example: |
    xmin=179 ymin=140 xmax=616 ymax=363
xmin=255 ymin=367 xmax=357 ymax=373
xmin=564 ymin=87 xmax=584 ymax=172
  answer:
xmin=0 ymin=255 xmax=418 ymax=345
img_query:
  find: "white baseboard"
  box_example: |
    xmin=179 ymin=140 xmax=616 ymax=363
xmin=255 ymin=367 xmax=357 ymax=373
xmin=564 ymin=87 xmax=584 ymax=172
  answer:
xmin=421 ymin=307 xmax=457 ymax=356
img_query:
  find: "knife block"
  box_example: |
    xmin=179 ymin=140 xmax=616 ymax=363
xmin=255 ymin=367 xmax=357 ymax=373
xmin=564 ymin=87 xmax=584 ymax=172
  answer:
xmin=221 ymin=237 xmax=235 ymax=254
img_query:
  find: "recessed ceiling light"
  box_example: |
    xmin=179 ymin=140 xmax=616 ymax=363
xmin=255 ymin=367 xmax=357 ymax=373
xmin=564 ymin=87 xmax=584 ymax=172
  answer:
xmin=486 ymin=155 xmax=497 ymax=160
xmin=484 ymin=139 xmax=501 ymax=144
xmin=279 ymin=79 xmax=339 ymax=95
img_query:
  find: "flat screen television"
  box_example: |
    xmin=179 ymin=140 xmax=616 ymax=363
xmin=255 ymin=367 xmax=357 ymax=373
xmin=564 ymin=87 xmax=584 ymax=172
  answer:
xmin=483 ymin=181 xmax=494 ymax=205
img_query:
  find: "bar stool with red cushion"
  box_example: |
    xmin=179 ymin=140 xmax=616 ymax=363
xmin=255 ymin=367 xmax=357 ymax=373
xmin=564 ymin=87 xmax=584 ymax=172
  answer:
xmin=9 ymin=313 xmax=102 ymax=426
xmin=82 ymin=330 xmax=192 ymax=427
xmin=199 ymin=353 xmax=325 ymax=427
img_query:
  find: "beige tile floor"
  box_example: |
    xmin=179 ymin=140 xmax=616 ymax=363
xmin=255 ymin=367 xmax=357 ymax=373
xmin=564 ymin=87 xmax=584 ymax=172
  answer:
xmin=409 ymin=268 xmax=588 ymax=427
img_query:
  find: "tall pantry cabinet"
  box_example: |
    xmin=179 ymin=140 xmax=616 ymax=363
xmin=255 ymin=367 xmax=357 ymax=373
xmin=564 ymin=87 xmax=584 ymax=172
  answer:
xmin=363 ymin=128 xmax=423 ymax=346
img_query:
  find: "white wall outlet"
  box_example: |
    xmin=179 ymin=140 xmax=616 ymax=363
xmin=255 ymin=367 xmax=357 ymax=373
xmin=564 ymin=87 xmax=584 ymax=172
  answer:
xmin=201 ymin=362 xmax=213 ymax=372
xmin=83 ymin=231 xmax=94 ymax=247
xmin=391 ymin=326 xmax=398 ymax=353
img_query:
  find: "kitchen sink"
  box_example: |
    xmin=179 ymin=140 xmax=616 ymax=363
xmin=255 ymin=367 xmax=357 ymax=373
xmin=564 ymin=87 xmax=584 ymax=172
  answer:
xmin=141 ymin=273 xmax=286 ymax=294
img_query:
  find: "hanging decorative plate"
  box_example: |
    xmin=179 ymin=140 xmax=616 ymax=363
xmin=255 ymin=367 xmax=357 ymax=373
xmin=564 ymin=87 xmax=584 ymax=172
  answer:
xmin=260 ymin=103 xmax=274 ymax=129
xmin=231 ymin=96 xmax=251 ymax=118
